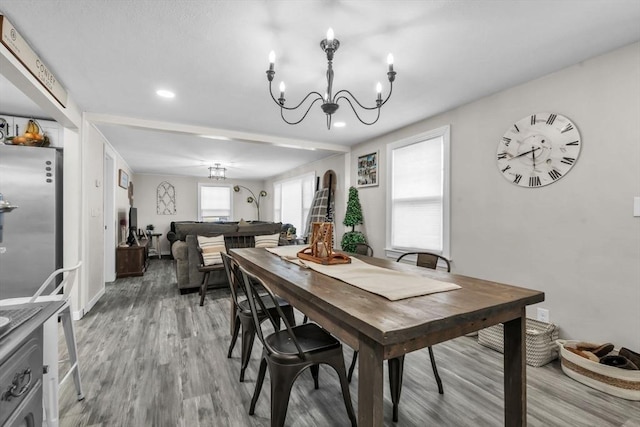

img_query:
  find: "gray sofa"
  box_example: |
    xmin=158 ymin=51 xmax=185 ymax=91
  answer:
xmin=169 ymin=221 xmax=283 ymax=292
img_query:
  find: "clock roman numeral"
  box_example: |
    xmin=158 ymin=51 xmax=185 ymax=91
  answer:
xmin=561 ymin=123 xmax=574 ymax=133
xmin=502 ymin=137 xmax=511 ymax=146
xmin=548 ymin=169 xmax=562 ymax=181
xmin=529 ymin=176 xmax=541 ymax=187
xmin=561 ymin=157 xmax=576 ymax=165
xmin=502 ymin=165 xmax=511 ymax=173
xmin=513 ymin=124 xmax=520 ymax=133
xmin=497 ymin=152 xmax=508 ymax=160
xmin=546 ymin=114 xmax=557 ymax=125
xmin=513 ymin=174 xmax=522 ymax=184
xmin=566 ymin=140 xmax=579 ymax=146
xmin=530 ymin=115 xmax=536 ymax=125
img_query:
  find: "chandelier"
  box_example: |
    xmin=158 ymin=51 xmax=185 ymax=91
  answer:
xmin=208 ymin=163 xmax=226 ymax=180
xmin=266 ymin=28 xmax=396 ymax=130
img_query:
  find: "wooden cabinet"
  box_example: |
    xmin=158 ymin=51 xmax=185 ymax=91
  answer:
xmin=116 ymin=239 xmax=148 ymax=278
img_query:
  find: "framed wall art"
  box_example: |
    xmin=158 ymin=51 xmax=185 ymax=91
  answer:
xmin=118 ymin=169 xmax=129 ymax=189
xmin=357 ymin=151 xmax=379 ymax=187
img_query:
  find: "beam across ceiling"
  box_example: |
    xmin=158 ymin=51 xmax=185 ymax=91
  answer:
xmin=85 ymin=113 xmax=350 ymax=153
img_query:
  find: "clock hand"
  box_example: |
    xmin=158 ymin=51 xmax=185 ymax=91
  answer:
xmin=510 ymin=146 xmax=541 ymax=160
xmin=532 ymin=145 xmax=537 ymax=168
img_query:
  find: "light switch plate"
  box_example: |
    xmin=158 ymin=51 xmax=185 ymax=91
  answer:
xmin=634 ymin=197 xmax=640 ymax=217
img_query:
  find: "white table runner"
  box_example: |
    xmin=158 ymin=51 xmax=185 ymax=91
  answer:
xmin=266 ymin=246 xmax=460 ymax=301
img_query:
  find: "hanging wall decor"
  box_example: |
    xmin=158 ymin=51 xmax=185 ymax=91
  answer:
xmin=357 ymin=151 xmax=378 ymax=187
xmin=157 ymin=181 xmax=176 ymax=215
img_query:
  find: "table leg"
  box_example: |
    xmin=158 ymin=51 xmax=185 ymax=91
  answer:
xmin=504 ymin=308 xmax=526 ymax=427
xmin=358 ymin=334 xmax=384 ymax=426
xmin=388 ymin=356 xmax=405 ymax=422
xmin=43 ymin=316 xmax=59 ymax=427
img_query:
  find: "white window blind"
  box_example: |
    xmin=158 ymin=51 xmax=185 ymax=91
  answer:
xmin=273 ymin=172 xmax=315 ymax=235
xmin=198 ymin=184 xmax=232 ymax=221
xmin=387 ymin=126 xmax=450 ymax=256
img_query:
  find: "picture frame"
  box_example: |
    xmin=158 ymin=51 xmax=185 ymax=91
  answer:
xmin=118 ymin=169 xmax=129 ymax=189
xmin=357 ymin=151 xmax=379 ymax=187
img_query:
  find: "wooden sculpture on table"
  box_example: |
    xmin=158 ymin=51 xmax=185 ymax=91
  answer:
xmin=298 ymin=222 xmax=351 ymax=265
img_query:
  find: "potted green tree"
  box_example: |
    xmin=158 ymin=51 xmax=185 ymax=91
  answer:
xmin=341 ymin=186 xmax=367 ymax=252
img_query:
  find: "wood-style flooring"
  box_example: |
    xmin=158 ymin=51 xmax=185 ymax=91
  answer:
xmin=57 ymin=259 xmax=640 ymax=426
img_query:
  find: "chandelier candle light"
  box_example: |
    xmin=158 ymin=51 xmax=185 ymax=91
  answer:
xmin=266 ymin=28 xmax=396 ymax=129
xmin=234 ymin=185 xmax=267 ymax=220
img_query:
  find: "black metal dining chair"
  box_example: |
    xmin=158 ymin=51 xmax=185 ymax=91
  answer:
xmin=397 ymin=251 xmax=451 ymax=272
xmin=237 ymin=264 xmax=357 ymax=427
xmin=346 ymin=251 xmax=450 ymax=421
xmin=221 ymin=253 xmax=296 ymax=382
xmin=353 ymin=242 xmax=374 ymax=256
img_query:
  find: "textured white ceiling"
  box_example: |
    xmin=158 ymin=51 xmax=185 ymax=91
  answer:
xmin=1 ymin=1 xmax=639 ymax=179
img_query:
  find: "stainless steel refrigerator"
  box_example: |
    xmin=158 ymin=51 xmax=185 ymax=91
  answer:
xmin=0 ymin=144 xmax=63 ymax=299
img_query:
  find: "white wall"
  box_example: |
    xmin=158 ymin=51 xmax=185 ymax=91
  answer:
xmin=61 ymin=127 xmax=82 ymax=316
xmin=82 ymin=124 xmax=106 ymax=306
xmin=350 ymin=42 xmax=640 ymax=349
xmin=114 ymin=155 xmax=133 ymax=239
xmin=132 ymin=174 xmax=267 ymax=256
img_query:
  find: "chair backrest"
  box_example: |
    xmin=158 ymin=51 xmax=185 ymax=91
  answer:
xmin=237 ymin=265 xmax=305 ymax=358
xmin=221 ymin=252 xmax=244 ymax=311
xmin=353 ymin=243 xmax=373 ymax=257
xmin=396 ymin=252 xmax=450 ymax=272
xmin=196 ymin=243 xmax=205 ymax=267
xmin=28 ymin=261 xmax=82 ymax=303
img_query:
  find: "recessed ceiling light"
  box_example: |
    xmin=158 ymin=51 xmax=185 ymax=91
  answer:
xmin=156 ymin=89 xmax=175 ymax=98
xmin=333 ymin=122 xmax=346 ymax=128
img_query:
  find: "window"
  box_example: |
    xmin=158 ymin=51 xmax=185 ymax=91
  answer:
xmin=386 ymin=125 xmax=450 ymax=258
xmin=198 ymin=183 xmax=232 ymax=222
xmin=273 ymin=172 xmax=315 ymax=236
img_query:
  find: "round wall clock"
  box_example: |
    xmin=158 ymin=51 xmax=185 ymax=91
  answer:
xmin=497 ymin=112 xmax=581 ymax=187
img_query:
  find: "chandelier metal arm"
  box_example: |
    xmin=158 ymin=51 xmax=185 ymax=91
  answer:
xmin=268 ymin=80 xmax=324 ymax=111
xmin=335 ymin=96 xmax=382 ymax=126
xmin=280 ymin=97 xmax=324 ymax=125
xmin=333 ymin=81 xmax=394 ymax=111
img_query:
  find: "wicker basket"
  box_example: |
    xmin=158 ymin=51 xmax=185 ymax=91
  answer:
xmin=556 ymin=340 xmax=640 ymax=400
xmin=478 ymin=318 xmax=559 ymax=367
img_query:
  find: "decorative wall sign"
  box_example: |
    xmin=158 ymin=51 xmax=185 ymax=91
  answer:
xmin=118 ymin=169 xmax=129 ymax=189
xmin=0 ymin=16 xmax=68 ymax=106
xmin=357 ymin=151 xmax=378 ymax=187
xmin=157 ymin=181 xmax=176 ymax=215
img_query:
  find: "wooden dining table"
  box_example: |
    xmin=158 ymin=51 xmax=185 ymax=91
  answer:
xmin=230 ymin=247 xmax=545 ymax=426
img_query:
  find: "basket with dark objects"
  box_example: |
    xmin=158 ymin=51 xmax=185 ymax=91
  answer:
xmin=556 ymin=340 xmax=640 ymax=400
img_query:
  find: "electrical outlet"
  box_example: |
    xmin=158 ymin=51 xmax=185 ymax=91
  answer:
xmin=537 ymin=308 xmax=550 ymax=323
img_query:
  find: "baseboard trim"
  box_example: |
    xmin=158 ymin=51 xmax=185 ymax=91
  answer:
xmin=80 ymin=286 xmax=106 ymax=319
